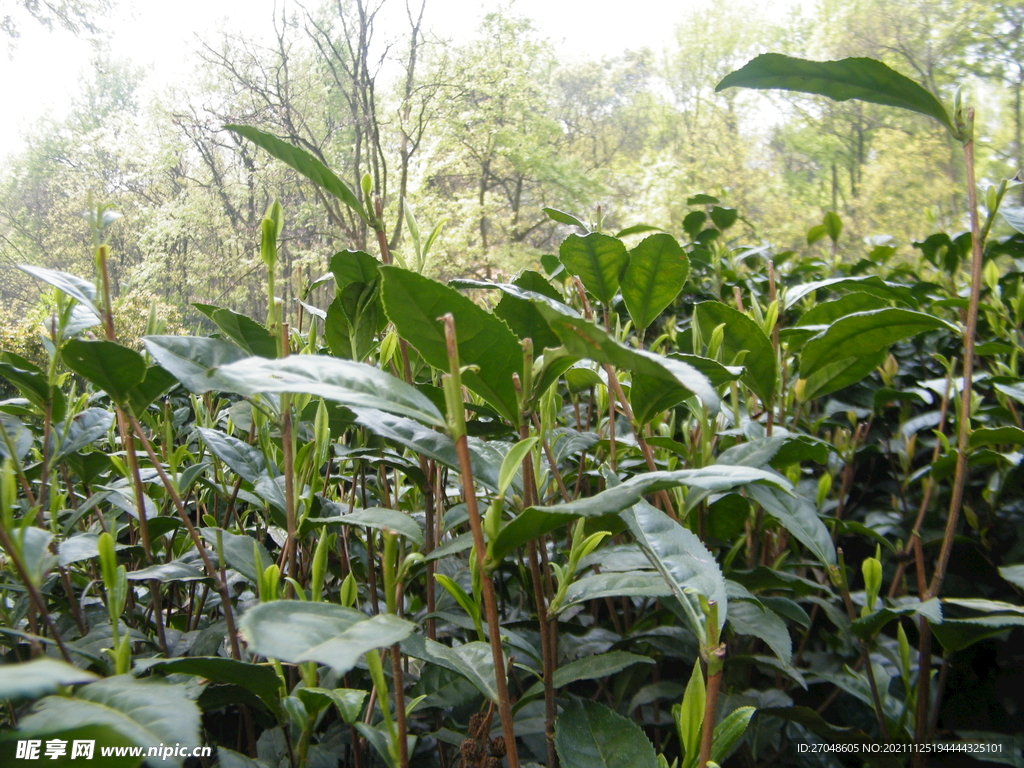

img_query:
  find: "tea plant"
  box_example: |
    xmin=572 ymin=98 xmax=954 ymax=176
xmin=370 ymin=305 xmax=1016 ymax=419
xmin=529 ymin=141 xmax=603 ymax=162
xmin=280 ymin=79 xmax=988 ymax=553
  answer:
xmin=0 ymin=56 xmax=1023 ymax=768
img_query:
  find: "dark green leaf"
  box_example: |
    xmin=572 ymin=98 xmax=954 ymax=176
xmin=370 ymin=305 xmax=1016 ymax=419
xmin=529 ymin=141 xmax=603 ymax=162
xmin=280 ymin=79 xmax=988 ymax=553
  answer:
xmin=309 ymin=506 xmax=423 ymax=546
xmin=50 ymin=408 xmax=114 ymax=463
xmin=968 ymin=426 xmax=1024 ymax=449
xmin=493 ymin=270 xmax=563 ymax=351
xmin=193 ymin=304 xmax=279 ymax=358
xmin=727 ymin=599 xmax=792 ymax=664
xmin=558 ymin=233 xmax=629 ymax=305
xmin=142 ymin=336 xmax=248 ymax=394
xmin=783 ymin=276 xmax=914 ymax=309
xmin=532 ymin=303 xmax=719 ymax=412
xmin=629 ymin=371 xmax=690 ymax=426
xmin=0 ymin=659 xmax=98 ymax=701
xmin=379 ymin=267 xmax=522 ymax=423
xmin=351 ymin=407 xmax=502 ymax=492
xmin=800 ymin=348 xmax=888 ymax=401
xmin=694 ymin=302 xmax=776 ymax=403
xmin=712 ymin=706 xmax=756 ymax=764
xmin=200 ymin=527 xmax=272 ymax=584
xmin=492 ymin=466 xmax=788 ymax=565
xmin=931 ymin=616 xmax=1024 ymax=653
xmin=204 ymin=355 xmax=445 ymax=427
xmin=198 ymin=427 xmax=273 ymax=484
xmin=20 ymin=677 xmax=202 ymax=767
xmin=1001 ymin=207 xmax=1024 ymax=235
xmin=999 ymin=565 xmax=1024 ymax=589
xmin=125 ymin=365 xmax=177 ymax=417
xmin=62 ymin=340 xmax=146 ymax=405
xmin=0 ymin=351 xmax=66 ymax=421
xmin=795 ymin=293 xmax=889 ymax=327
xmin=746 ymin=484 xmax=836 ymax=566
xmin=851 ymin=599 xmax=942 ymax=639
xmin=799 ymin=309 xmax=955 ymax=378
xmin=564 ymin=571 xmax=670 ymax=606
xmin=297 ymin=688 xmax=366 ymax=725
xmin=226 ymin=125 xmax=369 ymax=224
xmin=823 ymin=211 xmax=842 ymax=242
xmin=616 ymin=224 xmax=661 ymax=238
xmin=621 ymin=233 xmax=689 ymax=332
xmin=143 ymin=657 xmax=282 ymax=718
xmin=240 ymin=601 xmax=414 ymax=674
xmin=716 ymin=54 xmax=954 ymax=134
xmin=624 ymin=499 xmax=728 ymax=628
xmin=522 ymin=651 xmax=654 ymax=702
xmin=126 ymin=561 xmax=206 ymax=582
xmin=710 ymin=206 xmax=738 ymax=231
xmin=806 ymin=224 xmax=827 ymax=245
xmin=554 ymin=698 xmax=658 ymax=768
xmin=401 ymin=635 xmax=500 ymax=703
xmin=331 ymin=249 xmax=381 ymax=289
xmin=683 ymin=211 xmax=707 ymax=240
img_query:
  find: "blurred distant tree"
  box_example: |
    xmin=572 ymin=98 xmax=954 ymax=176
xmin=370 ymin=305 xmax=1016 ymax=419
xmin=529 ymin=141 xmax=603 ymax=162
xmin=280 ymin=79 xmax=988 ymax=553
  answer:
xmin=1 ymin=0 xmax=111 ymax=40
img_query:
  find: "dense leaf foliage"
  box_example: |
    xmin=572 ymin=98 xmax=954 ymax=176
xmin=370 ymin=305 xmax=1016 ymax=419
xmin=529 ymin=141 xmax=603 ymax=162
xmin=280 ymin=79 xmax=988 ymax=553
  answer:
xmin=2 ymin=68 xmax=1024 ymax=768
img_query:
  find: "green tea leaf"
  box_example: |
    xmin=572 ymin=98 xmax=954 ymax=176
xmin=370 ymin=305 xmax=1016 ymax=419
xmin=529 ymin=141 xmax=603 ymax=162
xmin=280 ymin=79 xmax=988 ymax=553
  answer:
xmin=143 ymin=336 xmax=248 ymax=394
xmin=554 ymin=698 xmax=658 ymax=768
xmin=624 ymin=499 xmax=728 ymax=628
xmin=621 ymin=233 xmax=689 ymax=332
xmin=0 ymin=659 xmax=98 ymax=702
xmin=522 ymin=651 xmax=654 ymax=702
xmin=533 ymin=303 xmax=719 ymax=412
xmin=226 ymin=125 xmax=369 ymax=224
xmin=193 ymin=304 xmax=279 ymax=358
xmin=711 ymin=706 xmax=756 ymax=764
xmin=694 ymin=302 xmax=776 ymax=403
xmin=198 ymin=427 xmax=273 ymax=484
xmin=143 ymin=657 xmax=282 ymax=718
xmin=379 ymin=266 xmax=522 ymax=423
xmin=204 ymin=355 xmax=445 ymax=427
xmin=0 ymin=351 xmax=66 ymax=421
xmin=308 ymin=506 xmax=423 ymax=547
xmin=351 ymin=408 xmax=502 ymax=492
xmin=800 ymin=309 xmax=955 ymax=378
xmin=716 ymin=54 xmax=954 ymax=135
xmin=17 ymin=264 xmax=101 ymax=318
xmin=19 ymin=677 xmax=202 ymax=767
xmin=746 ymin=484 xmax=836 ymax=566
xmin=559 ymin=232 xmax=629 ymax=305
xmin=401 ymin=635 xmax=501 ymax=703
xmin=492 ymin=466 xmax=789 ymax=564
xmin=62 ymin=340 xmax=146 ymax=405
xmin=240 ymin=601 xmax=414 ymax=674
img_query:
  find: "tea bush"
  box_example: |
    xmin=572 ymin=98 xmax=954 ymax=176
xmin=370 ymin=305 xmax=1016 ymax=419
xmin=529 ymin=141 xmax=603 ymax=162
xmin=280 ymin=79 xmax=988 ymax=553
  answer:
xmin=0 ymin=56 xmax=1022 ymax=768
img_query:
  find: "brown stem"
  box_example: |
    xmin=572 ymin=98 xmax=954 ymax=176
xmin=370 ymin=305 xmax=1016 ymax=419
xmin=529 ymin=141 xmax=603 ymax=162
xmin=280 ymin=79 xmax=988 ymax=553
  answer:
xmin=836 ymin=549 xmax=890 ymax=741
xmin=128 ymin=415 xmax=243 ymax=660
xmin=519 ymin=416 xmax=557 ymax=768
xmin=0 ymin=525 xmax=72 ymax=662
xmin=603 ymin=366 xmax=676 ymax=517
xmin=443 ymin=315 xmax=520 ymax=768
xmin=887 ymin=365 xmax=954 ymax=599
xmin=697 ymin=649 xmax=724 ymax=768
xmin=929 ymin=125 xmax=983 ymax=600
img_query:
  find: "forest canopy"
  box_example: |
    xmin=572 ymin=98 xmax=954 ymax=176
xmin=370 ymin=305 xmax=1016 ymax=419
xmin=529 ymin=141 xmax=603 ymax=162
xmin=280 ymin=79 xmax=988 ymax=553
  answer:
xmin=1 ymin=0 xmax=1022 ymax=331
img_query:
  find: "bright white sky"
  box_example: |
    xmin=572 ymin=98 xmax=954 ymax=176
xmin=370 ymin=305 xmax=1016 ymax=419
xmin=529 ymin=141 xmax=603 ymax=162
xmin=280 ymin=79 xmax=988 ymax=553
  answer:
xmin=0 ymin=0 xmax=798 ymax=155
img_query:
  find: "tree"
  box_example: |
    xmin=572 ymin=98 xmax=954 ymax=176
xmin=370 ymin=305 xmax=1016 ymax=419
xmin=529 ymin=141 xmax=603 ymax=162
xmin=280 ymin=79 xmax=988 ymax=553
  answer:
xmin=1 ymin=0 xmax=110 ymax=40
